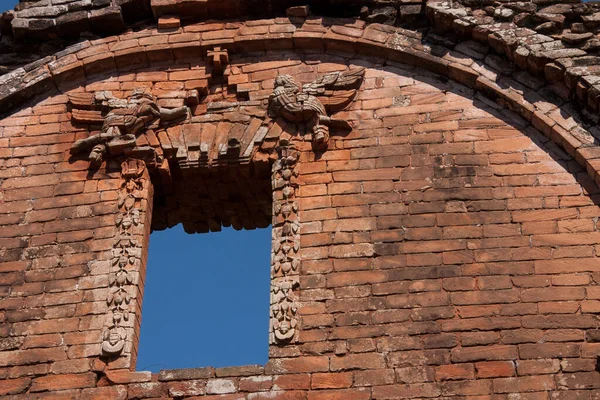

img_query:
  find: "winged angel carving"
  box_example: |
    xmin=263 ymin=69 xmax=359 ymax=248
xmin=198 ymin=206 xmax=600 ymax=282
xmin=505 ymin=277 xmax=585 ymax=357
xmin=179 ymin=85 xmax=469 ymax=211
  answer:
xmin=69 ymin=88 xmax=189 ymax=167
xmin=268 ymin=67 xmax=365 ymax=150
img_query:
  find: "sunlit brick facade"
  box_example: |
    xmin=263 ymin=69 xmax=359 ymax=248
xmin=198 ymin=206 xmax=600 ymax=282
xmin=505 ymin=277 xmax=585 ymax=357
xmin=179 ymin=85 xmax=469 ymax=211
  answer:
xmin=1 ymin=0 xmax=600 ymax=398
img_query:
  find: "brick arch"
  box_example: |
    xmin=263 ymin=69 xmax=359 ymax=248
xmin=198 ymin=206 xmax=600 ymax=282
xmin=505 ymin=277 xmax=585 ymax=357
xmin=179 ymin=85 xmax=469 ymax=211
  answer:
xmin=3 ymin=18 xmax=600 ymax=399
xmin=2 ymin=18 xmax=600 ymax=190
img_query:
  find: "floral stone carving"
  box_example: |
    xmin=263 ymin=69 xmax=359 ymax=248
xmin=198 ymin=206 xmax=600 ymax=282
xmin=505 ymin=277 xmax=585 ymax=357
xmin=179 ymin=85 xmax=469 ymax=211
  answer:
xmin=69 ymin=88 xmax=189 ymax=168
xmin=270 ymin=279 xmax=299 ymax=343
xmin=270 ymin=139 xmax=300 ymax=344
xmin=102 ymin=159 xmax=147 ymax=356
xmin=268 ymin=67 xmax=365 ymax=151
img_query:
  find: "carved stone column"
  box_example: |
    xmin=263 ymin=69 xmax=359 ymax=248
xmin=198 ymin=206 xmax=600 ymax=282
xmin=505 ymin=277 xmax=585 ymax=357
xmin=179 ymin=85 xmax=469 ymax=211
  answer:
xmin=102 ymin=159 xmax=152 ymax=360
xmin=269 ymin=139 xmax=301 ymax=344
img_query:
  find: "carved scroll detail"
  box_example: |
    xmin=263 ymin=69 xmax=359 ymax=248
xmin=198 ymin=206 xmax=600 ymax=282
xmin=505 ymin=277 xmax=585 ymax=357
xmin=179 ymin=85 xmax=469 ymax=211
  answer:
xmin=102 ymin=159 xmax=146 ymax=356
xmin=270 ymin=139 xmax=300 ymax=344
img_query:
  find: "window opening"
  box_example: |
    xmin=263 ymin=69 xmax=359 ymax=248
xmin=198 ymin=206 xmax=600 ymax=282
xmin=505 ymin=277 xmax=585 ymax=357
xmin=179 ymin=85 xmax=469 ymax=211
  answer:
xmin=136 ymin=224 xmax=271 ymax=372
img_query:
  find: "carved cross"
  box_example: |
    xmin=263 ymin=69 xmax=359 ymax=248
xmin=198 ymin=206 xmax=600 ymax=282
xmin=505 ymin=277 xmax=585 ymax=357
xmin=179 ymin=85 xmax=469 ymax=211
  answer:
xmin=207 ymin=47 xmax=229 ymax=76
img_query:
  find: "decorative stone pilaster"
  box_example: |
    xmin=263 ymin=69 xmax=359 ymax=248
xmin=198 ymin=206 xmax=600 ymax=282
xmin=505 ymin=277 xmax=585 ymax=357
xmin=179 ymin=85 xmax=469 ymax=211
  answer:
xmin=102 ymin=159 xmax=148 ymax=356
xmin=269 ymin=139 xmax=300 ymax=344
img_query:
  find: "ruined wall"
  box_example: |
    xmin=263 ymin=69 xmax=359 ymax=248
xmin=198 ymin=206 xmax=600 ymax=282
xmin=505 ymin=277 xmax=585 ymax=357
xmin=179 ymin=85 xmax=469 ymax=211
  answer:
xmin=1 ymin=10 xmax=600 ymax=400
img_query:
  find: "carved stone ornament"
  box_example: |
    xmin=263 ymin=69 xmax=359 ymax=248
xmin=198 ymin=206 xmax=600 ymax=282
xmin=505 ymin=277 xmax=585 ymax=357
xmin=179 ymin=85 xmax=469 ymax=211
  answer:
xmin=102 ymin=158 xmax=146 ymax=356
xmin=270 ymin=279 xmax=299 ymax=343
xmin=207 ymin=46 xmax=229 ymax=76
xmin=69 ymin=88 xmax=189 ymax=168
xmin=270 ymin=139 xmax=301 ymax=344
xmin=268 ymin=67 xmax=365 ymax=151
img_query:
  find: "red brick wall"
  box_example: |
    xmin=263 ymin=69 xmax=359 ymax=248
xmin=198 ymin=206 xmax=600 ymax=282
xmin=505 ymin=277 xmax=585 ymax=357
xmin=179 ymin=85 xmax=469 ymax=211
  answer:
xmin=1 ymin=23 xmax=600 ymax=399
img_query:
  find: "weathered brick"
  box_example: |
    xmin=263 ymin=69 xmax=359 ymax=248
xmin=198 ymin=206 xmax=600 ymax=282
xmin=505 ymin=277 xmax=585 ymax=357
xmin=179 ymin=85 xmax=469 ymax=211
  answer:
xmin=30 ymin=373 xmax=96 ymax=392
xmin=518 ymin=343 xmax=580 ymax=359
xmin=81 ymin=386 xmax=128 ymax=400
xmin=517 ymin=359 xmax=560 ymax=375
xmin=493 ymin=375 xmax=556 ymax=393
xmin=127 ymin=382 xmax=166 ymax=398
xmin=435 ymin=363 xmax=474 ymax=381
xmin=2 ymin=20 xmax=600 ymax=400
xmin=330 ymin=353 xmax=386 ymax=371
xmin=451 ymin=345 xmax=518 ymax=362
xmin=0 ymin=378 xmax=31 ymax=395
xmin=267 ymin=357 xmax=329 ymax=374
xmin=311 ymin=372 xmax=353 ymax=389
xmin=475 ymin=361 xmax=515 ymax=378
xmin=372 ymin=383 xmax=442 ymax=399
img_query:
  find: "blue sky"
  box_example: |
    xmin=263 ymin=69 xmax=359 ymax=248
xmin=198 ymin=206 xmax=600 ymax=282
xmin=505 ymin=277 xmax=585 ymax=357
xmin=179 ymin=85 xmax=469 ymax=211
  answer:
xmin=137 ymin=225 xmax=271 ymax=372
xmin=1 ymin=0 xmax=15 ymax=11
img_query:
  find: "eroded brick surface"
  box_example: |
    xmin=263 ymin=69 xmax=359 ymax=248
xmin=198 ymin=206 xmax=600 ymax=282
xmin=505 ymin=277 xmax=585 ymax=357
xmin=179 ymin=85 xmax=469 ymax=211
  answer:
xmin=1 ymin=10 xmax=600 ymax=400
